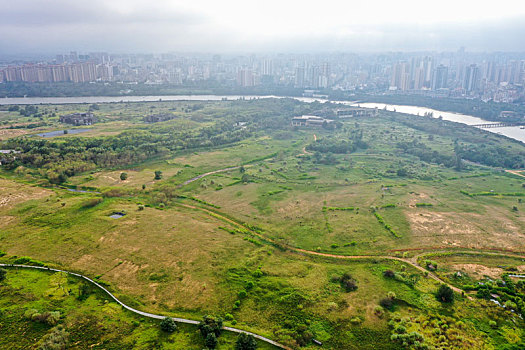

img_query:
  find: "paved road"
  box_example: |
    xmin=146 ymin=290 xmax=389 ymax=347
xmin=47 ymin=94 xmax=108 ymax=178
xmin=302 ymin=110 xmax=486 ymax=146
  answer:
xmin=0 ymin=263 xmax=290 ymax=350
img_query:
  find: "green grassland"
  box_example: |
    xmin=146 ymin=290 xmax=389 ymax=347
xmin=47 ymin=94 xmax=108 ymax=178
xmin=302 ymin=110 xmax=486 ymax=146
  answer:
xmin=0 ymin=268 xmax=277 ymax=349
xmin=1 ymin=98 xmax=525 ymax=349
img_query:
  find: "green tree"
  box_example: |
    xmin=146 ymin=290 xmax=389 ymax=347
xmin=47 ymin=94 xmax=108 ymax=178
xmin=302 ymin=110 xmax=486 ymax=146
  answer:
xmin=205 ymin=333 xmax=218 ymax=349
xmin=235 ymin=333 xmax=258 ymax=350
xmin=436 ymin=284 xmax=454 ymax=303
xmin=120 ymin=172 xmax=128 ymax=181
xmin=198 ymin=315 xmax=223 ymax=338
xmin=154 ymin=171 xmax=162 ymax=180
xmin=0 ymin=268 xmax=7 ymax=282
xmin=160 ymin=317 xmax=177 ymax=333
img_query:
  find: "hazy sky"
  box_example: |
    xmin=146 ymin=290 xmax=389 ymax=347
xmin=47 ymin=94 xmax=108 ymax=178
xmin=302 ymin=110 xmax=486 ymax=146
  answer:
xmin=1 ymin=0 xmax=525 ymax=54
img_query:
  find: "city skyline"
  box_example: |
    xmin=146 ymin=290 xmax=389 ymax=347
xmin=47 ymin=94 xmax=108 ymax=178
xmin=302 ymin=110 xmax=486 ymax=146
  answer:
xmin=1 ymin=50 xmax=523 ymax=104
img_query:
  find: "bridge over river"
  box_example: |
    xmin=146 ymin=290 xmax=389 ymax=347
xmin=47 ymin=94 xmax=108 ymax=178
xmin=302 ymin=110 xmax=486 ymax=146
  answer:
xmin=471 ymin=122 xmax=525 ymax=129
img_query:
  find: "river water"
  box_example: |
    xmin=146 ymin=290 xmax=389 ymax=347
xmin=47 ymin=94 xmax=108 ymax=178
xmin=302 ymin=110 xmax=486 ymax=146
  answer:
xmin=355 ymin=103 xmax=525 ymax=144
xmin=1 ymin=95 xmax=524 ymax=143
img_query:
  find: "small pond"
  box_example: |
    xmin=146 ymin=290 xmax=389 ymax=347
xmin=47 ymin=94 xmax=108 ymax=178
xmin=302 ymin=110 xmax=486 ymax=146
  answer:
xmin=35 ymin=128 xmax=92 ymax=137
xmin=109 ymin=212 xmax=126 ymax=219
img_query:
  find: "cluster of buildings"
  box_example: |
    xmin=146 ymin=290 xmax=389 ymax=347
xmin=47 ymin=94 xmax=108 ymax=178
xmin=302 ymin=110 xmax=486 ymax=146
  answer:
xmin=59 ymin=112 xmax=97 ymax=125
xmin=1 ymin=62 xmax=114 ymax=83
xmin=291 ymin=107 xmax=377 ymax=127
xmin=1 ymin=50 xmax=524 ymax=102
xmin=291 ymin=115 xmax=333 ymax=127
xmin=387 ymin=51 xmax=524 ymax=102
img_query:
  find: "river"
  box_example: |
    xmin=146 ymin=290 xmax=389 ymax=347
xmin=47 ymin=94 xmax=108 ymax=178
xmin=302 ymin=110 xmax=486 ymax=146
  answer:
xmin=354 ymin=103 xmax=525 ymax=144
xmin=1 ymin=95 xmax=524 ymax=143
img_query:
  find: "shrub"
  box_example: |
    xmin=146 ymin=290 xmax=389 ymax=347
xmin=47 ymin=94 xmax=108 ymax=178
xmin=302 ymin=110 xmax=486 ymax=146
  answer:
xmin=436 ymin=284 xmax=454 ymax=303
xmin=235 ymin=333 xmax=258 ymax=350
xmin=380 ymin=297 xmax=394 ymax=310
xmin=75 ymin=282 xmax=91 ymax=301
xmin=198 ymin=315 xmax=223 ymax=338
xmin=205 ymin=333 xmax=218 ymax=349
xmin=160 ymin=317 xmax=177 ymax=333
xmin=424 ymin=260 xmax=438 ymax=271
xmin=350 ymin=317 xmax=363 ymax=325
xmin=154 ymin=170 xmax=162 ymax=180
xmin=120 ymin=172 xmax=128 ymax=181
xmin=383 ymin=270 xmax=395 ymax=278
xmin=245 ymin=281 xmax=254 ymax=290
xmin=238 ymin=290 xmax=247 ymax=299
xmin=0 ymin=268 xmax=6 ymax=282
xmin=28 ymin=311 xmax=61 ymax=326
xmin=339 ymin=273 xmax=358 ymax=292
xmin=81 ymin=197 xmax=103 ymax=208
xmin=374 ymin=305 xmax=385 ymax=318
xmin=24 ymin=309 xmax=39 ymax=319
xmin=224 ymin=313 xmax=234 ymax=321
xmin=36 ymin=326 xmax=69 ymax=350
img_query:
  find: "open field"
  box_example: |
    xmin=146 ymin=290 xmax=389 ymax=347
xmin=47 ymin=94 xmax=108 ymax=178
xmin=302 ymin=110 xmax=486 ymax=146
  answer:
xmin=0 ymin=268 xmax=277 ymax=349
xmin=1 ymin=98 xmax=525 ymax=348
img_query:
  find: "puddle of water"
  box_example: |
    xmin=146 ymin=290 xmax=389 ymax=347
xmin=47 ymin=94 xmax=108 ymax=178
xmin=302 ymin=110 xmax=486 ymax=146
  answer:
xmin=110 ymin=212 xmax=126 ymax=219
xmin=35 ymin=128 xmax=92 ymax=137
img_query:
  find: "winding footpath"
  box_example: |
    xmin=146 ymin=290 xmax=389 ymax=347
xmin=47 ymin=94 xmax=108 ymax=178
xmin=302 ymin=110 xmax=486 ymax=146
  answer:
xmin=177 ymin=203 xmax=471 ymax=298
xmin=177 ymin=166 xmax=242 ymax=188
xmin=0 ymin=263 xmax=290 ymax=350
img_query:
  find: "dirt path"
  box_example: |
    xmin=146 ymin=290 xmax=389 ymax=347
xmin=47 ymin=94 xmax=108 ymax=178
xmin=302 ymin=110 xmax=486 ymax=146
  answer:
xmin=298 ymin=134 xmax=317 ymax=156
xmin=177 ymin=166 xmax=242 ymax=188
xmin=0 ymin=263 xmax=290 ymax=350
xmin=176 ymin=203 xmax=471 ymax=299
xmin=506 ymin=169 xmax=525 ymax=178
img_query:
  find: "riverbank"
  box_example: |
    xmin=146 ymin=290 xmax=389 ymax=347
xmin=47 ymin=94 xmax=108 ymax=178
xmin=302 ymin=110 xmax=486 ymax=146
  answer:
xmin=1 ymin=94 xmax=524 ymax=143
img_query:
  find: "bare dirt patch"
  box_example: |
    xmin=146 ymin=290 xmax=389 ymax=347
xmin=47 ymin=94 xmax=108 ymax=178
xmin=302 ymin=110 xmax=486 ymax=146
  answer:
xmin=452 ymin=263 xmax=503 ymax=279
xmin=0 ymin=179 xmax=51 ymax=209
xmin=406 ymin=209 xmax=525 ymax=250
xmin=408 ymin=192 xmax=431 ymax=207
xmin=0 ymin=128 xmax=28 ymax=140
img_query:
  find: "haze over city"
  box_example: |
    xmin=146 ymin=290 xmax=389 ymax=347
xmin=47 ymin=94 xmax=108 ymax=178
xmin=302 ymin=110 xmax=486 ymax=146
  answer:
xmin=2 ymin=0 xmax=525 ymax=54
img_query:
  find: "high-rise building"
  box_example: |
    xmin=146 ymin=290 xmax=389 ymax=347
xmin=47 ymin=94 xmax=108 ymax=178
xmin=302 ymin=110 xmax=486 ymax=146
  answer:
xmin=237 ymin=68 xmax=254 ymax=87
xmin=413 ymin=67 xmax=425 ymax=90
xmin=463 ymin=64 xmax=480 ymax=92
xmin=294 ymin=67 xmax=305 ymax=88
xmin=262 ymin=59 xmax=273 ymax=76
xmin=509 ymin=60 xmax=523 ymax=84
xmin=391 ymin=62 xmax=409 ymax=90
xmin=432 ymin=65 xmax=448 ymax=90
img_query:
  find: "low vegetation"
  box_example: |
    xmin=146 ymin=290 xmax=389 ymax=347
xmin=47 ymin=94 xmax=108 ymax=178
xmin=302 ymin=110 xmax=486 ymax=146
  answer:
xmin=1 ymin=98 xmax=525 ymax=349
